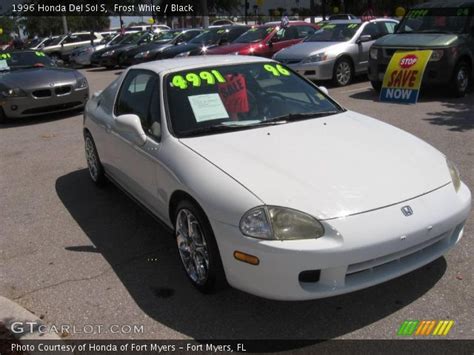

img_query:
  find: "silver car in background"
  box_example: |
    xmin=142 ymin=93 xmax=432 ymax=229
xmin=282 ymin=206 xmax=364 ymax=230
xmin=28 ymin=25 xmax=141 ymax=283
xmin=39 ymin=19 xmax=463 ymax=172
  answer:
xmin=273 ymin=19 xmax=398 ymax=86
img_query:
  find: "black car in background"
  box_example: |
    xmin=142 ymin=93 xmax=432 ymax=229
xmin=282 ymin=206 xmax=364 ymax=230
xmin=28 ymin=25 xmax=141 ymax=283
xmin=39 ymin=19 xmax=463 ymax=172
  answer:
xmin=159 ymin=25 xmax=250 ymax=59
xmin=120 ymin=28 xmax=204 ymax=66
xmin=90 ymin=31 xmax=161 ymax=69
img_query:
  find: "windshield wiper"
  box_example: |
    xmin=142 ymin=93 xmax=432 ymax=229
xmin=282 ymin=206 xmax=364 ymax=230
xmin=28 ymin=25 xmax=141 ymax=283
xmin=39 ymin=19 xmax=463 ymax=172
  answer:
xmin=179 ymin=123 xmax=251 ymax=137
xmin=258 ymin=111 xmax=340 ymax=124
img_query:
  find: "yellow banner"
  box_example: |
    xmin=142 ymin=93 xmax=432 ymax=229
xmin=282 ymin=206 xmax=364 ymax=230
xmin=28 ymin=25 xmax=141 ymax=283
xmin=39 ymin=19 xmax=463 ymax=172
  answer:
xmin=380 ymin=50 xmax=432 ymax=104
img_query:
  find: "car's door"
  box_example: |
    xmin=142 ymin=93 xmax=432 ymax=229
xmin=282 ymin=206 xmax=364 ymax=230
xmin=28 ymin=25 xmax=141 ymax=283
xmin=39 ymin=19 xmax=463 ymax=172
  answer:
xmin=355 ymin=22 xmax=381 ymax=72
xmin=269 ymin=26 xmax=300 ymax=56
xmin=109 ymin=69 xmax=165 ymax=215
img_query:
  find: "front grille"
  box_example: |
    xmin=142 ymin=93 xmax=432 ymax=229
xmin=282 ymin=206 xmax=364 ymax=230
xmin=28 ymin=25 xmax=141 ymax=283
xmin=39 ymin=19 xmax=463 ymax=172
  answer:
xmin=346 ymin=223 xmax=464 ymax=278
xmin=279 ymin=58 xmax=301 ymax=65
xmin=54 ymin=85 xmax=71 ymax=96
xmin=32 ymin=89 xmax=52 ymax=98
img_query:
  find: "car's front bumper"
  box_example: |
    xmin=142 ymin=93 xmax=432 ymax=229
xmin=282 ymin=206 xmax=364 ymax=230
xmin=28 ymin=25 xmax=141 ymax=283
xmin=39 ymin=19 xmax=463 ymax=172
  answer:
xmin=287 ymin=59 xmax=336 ymax=81
xmin=212 ymin=182 xmax=471 ymax=301
xmin=368 ymin=48 xmax=456 ymax=85
xmin=1 ymin=87 xmax=89 ymax=118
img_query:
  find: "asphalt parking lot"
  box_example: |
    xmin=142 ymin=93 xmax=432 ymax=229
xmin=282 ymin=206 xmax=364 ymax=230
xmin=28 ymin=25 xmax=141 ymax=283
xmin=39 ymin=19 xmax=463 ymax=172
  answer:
xmin=0 ymin=68 xmax=473 ymax=341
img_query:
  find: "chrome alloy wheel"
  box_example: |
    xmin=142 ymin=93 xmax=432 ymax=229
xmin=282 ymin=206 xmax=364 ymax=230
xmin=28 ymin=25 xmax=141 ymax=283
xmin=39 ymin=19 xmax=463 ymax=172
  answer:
xmin=336 ymin=61 xmax=351 ymax=86
xmin=85 ymin=136 xmax=99 ymax=181
xmin=176 ymin=208 xmax=210 ymax=285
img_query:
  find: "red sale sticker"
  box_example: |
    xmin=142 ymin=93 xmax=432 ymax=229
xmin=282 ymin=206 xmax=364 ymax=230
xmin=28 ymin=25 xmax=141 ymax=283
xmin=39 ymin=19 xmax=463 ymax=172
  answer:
xmin=218 ymin=74 xmax=249 ymax=116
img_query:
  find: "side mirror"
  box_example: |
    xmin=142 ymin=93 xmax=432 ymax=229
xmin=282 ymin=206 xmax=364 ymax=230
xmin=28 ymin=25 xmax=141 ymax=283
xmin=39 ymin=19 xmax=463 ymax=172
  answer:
xmin=318 ymin=86 xmax=329 ymax=96
xmin=115 ymin=114 xmax=147 ymax=146
xmin=357 ymin=34 xmax=373 ymax=43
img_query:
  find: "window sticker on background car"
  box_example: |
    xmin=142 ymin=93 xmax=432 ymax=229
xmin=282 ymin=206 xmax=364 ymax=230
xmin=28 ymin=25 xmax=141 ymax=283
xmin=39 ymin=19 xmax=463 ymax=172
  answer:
xmin=171 ymin=70 xmax=226 ymax=89
xmin=188 ymin=94 xmax=229 ymax=122
xmin=218 ymin=74 xmax=249 ymax=115
xmin=322 ymin=24 xmax=336 ymax=29
xmin=264 ymin=64 xmax=291 ymax=76
xmin=35 ymin=51 xmax=46 ymax=57
xmin=0 ymin=59 xmax=9 ymax=70
xmin=0 ymin=53 xmax=11 ymax=60
xmin=347 ymin=24 xmax=358 ymax=29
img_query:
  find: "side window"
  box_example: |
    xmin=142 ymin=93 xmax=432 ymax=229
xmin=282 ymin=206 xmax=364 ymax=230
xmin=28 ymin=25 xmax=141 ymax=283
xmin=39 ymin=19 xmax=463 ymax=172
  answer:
xmin=361 ymin=23 xmax=380 ymax=39
xmin=379 ymin=22 xmax=397 ymax=35
xmin=63 ymin=35 xmax=80 ymax=44
xmin=273 ymin=26 xmax=298 ymax=42
xmin=115 ymin=70 xmax=159 ymax=134
xmin=228 ymin=28 xmax=246 ymax=42
xmin=296 ymin=26 xmax=316 ymax=39
xmin=78 ymin=34 xmax=92 ymax=41
xmin=183 ymin=31 xmax=199 ymax=41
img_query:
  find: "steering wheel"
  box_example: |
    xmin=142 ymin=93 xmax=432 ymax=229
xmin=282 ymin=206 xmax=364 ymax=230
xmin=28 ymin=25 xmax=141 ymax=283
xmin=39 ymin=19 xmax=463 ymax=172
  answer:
xmin=262 ymin=92 xmax=287 ymax=118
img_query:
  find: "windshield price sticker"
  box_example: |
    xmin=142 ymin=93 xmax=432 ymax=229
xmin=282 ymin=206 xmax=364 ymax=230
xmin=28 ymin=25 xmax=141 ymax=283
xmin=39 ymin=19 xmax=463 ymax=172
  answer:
xmin=408 ymin=9 xmax=429 ymax=18
xmin=171 ymin=70 xmax=226 ymax=89
xmin=457 ymin=8 xmax=470 ymax=16
xmin=347 ymin=24 xmax=358 ymax=29
xmin=322 ymin=24 xmax=336 ymax=29
xmin=0 ymin=53 xmax=11 ymax=60
xmin=35 ymin=51 xmax=46 ymax=57
xmin=380 ymin=50 xmax=433 ymax=104
xmin=264 ymin=64 xmax=291 ymax=76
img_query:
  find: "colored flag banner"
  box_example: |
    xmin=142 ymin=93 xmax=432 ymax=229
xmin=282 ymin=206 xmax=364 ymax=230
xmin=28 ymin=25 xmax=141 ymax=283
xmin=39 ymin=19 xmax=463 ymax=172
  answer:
xmin=380 ymin=50 xmax=433 ymax=104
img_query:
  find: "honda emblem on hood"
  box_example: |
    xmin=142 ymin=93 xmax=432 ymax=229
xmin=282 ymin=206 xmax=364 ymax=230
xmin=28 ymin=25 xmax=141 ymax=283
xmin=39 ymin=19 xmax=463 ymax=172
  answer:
xmin=401 ymin=205 xmax=413 ymax=216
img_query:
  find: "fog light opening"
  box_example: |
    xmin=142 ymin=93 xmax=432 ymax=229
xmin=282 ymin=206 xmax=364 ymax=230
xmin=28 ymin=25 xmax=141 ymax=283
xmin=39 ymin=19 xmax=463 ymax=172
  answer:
xmin=298 ymin=270 xmax=321 ymax=283
xmin=234 ymin=251 xmax=259 ymax=265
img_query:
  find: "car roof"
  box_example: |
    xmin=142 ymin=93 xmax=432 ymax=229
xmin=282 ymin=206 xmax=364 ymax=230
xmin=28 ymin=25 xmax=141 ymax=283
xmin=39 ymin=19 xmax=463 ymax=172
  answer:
xmin=327 ymin=19 xmax=362 ymax=24
xmin=133 ymin=55 xmax=271 ymax=74
xmin=413 ymin=0 xmax=474 ymax=7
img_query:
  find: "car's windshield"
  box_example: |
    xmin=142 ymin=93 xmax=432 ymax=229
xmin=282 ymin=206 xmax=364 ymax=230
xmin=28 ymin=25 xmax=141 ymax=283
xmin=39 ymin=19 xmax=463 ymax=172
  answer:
xmin=155 ymin=30 xmax=181 ymax=41
xmin=47 ymin=36 xmax=64 ymax=46
xmin=121 ymin=32 xmax=144 ymax=44
xmin=397 ymin=7 xmax=471 ymax=34
xmin=234 ymin=26 xmax=275 ymax=43
xmin=189 ymin=29 xmax=224 ymax=45
xmin=108 ymin=34 xmax=124 ymax=45
xmin=0 ymin=51 xmax=54 ymax=71
xmin=304 ymin=23 xmax=360 ymax=42
xmin=166 ymin=62 xmax=342 ymax=137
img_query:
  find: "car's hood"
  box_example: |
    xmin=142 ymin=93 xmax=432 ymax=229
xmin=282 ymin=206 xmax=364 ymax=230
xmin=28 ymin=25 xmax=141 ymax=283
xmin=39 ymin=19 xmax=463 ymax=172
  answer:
xmin=374 ymin=33 xmax=458 ymax=47
xmin=275 ymin=41 xmax=344 ymax=58
xmin=0 ymin=68 xmax=78 ymax=88
xmin=180 ymin=111 xmax=451 ymax=220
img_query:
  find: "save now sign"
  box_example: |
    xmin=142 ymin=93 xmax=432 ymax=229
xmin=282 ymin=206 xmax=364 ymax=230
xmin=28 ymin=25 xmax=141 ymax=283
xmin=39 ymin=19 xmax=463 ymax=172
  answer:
xmin=380 ymin=50 xmax=433 ymax=104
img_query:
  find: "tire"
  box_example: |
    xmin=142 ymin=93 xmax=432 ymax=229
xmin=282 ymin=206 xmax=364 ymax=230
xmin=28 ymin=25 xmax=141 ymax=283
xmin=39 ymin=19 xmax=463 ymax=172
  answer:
xmin=174 ymin=199 xmax=226 ymax=293
xmin=84 ymin=132 xmax=106 ymax=186
xmin=0 ymin=107 xmax=9 ymax=124
xmin=450 ymin=61 xmax=471 ymax=98
xmin=370 ymin=80 xmax=382 ymax=92
xmin=333 ymin=57 xmax=354 ymax=86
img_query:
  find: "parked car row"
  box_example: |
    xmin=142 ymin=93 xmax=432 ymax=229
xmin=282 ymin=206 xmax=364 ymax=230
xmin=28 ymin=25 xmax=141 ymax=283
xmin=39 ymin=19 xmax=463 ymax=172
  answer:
xmin=87 ymin=19 xmax=400 ymax=86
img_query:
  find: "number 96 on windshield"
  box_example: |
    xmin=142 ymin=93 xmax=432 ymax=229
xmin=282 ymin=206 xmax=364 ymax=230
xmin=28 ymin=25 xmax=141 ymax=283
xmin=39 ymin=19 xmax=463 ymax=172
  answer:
xmin=170 ymin=64 xmax=291 ymax=90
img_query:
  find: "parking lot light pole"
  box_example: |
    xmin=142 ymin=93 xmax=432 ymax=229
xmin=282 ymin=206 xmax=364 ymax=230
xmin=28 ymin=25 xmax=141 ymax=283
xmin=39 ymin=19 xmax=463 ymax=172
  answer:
xmin=61 ymin=15 xmax=68 ymax=34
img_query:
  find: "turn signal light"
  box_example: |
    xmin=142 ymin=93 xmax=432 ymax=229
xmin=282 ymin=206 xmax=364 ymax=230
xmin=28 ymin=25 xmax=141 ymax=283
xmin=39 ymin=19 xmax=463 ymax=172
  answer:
xmin=233 ymin=251 xmax=259 ymax=265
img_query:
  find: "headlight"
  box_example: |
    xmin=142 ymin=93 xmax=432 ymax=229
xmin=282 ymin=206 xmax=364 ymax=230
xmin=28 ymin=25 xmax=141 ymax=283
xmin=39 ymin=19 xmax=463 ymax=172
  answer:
xmin=102 ymin=50 xmax=115 ymax=57
xmin=240 ymin=206 xmax=325 ymax=240
xmin=301 ymin=52 xmax=327 ymax=64
xmin=134 ymin=51 xmax=150 ymax=59
xmin=370 ymin=47 xmax=378 ymax=60
xmin=429 ymin=49 xmax=444 ymax=62
xmin=1 ymin=88 xmax=27 ymax=97
xmin=175 ymin=51 xmax=191 ymax=57
xmin=76 ymin=77 xmax=88 ymax=89
xmin=447 ymin=159 xmax=461 ymax=192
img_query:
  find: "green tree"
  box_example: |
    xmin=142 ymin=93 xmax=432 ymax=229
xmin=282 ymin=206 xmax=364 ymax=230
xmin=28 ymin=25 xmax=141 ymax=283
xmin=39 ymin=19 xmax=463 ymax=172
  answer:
xmin=0 ymin=17 xmax=16 ymax=43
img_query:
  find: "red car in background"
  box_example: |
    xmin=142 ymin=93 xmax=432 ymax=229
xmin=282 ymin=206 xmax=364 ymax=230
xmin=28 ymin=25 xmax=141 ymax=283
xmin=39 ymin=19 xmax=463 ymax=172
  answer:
xmin=206 ymin=21 xmax=319 ymax=57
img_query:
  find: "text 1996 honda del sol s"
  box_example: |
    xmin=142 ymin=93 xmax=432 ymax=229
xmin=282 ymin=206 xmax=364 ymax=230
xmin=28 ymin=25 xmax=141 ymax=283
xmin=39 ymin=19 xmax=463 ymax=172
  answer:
xmin=83 ymin=55 xmax=471 ymax=300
